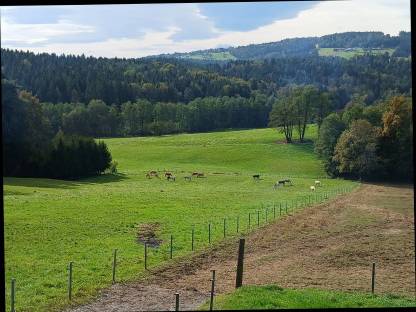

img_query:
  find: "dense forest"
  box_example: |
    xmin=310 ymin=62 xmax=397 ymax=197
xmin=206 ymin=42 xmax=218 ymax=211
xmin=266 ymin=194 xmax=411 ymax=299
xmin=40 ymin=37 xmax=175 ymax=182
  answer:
xmin=1 ymin=45 xmax=411 ymax=109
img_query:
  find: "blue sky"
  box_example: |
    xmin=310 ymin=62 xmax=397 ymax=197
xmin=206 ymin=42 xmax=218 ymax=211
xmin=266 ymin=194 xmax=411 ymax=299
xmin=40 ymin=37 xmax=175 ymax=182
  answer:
xmin=0 ymin=1 xmax=411 ymax=58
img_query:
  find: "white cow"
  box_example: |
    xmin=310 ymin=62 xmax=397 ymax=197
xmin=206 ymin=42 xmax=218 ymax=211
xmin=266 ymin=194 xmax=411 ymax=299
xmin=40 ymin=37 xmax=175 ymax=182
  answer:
xmin=310 ymin=185 xmax=316 ymax=191
xmin=315 ymin=180 xmax=321 ymax=187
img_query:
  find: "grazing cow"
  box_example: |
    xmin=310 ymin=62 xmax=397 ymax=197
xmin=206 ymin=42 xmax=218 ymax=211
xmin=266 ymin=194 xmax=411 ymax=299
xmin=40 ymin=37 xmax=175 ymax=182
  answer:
xmin=167 ymin=175 xmax=176 ymax=182
xmin=253 ymin=174 xmax=260 ymax=180
xmin=315 ymin=180 xmax=321 ymax=187
xmin=192 ymin=172 xmax=199 ymax=177
xmin=310 ymin=186 xmax=316 ymax=191
xmin=283 ymin=179 xmax=293 ymax=186
xmin=184 ymin=176 xmax=192 ymax=181
xmin=165 ymin=172 xmax=173 ymax=178
xmin=146 ymin=171 xmax=159 ymax=178
xmin=273 ymin=181 xmax=284 ymax=189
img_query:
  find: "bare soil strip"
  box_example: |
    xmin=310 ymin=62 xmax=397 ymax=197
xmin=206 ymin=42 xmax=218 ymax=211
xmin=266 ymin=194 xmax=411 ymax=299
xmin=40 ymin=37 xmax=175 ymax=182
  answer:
xmin=69 ymin=183 xmax=414 ymax=311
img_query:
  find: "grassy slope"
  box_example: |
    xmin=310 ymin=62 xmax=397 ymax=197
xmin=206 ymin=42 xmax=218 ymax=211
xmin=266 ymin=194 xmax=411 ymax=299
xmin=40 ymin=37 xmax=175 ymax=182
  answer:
xmin=200 ymin=285 xmax=416 ymax=309
xmin=4 ymin=126 xmax=358 ymax=312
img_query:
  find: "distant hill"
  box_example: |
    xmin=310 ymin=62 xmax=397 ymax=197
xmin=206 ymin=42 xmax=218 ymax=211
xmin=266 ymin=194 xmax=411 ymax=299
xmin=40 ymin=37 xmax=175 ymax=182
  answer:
xmin=153 ymin=31 xmax=411 ymax=61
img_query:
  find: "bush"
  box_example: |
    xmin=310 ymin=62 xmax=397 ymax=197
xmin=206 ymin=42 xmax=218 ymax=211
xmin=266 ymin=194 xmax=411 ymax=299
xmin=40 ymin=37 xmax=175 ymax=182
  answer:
xmin=46 ymin=131 xmax=112 ymax=179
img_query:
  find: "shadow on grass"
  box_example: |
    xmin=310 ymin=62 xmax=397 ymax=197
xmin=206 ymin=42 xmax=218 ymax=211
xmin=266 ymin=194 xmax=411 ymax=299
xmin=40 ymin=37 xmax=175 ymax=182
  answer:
xmin=3 ymin=173 xmax=129 ymax=189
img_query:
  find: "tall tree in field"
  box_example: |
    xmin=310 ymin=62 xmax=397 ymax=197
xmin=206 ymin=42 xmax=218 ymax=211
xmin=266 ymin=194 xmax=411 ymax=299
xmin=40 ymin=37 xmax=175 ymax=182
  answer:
xmin=294 ymin=85 xmax=319 ymax=142
xmin=269 ymin=94 xmax=297 ymax=143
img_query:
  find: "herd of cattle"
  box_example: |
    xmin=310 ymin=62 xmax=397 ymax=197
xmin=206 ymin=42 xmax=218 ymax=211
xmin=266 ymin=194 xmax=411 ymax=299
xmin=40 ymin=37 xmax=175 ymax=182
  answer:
xmin=146 ymin=170 xmax=204 ymax=181
xmin=146 ymin=170 xmax=322 ymax=191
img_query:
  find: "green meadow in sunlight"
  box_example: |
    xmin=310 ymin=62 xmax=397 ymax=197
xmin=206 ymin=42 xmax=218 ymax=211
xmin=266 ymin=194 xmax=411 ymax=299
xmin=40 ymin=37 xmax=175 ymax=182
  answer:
xmin=4 ymin=126 xmax=358 ymax=311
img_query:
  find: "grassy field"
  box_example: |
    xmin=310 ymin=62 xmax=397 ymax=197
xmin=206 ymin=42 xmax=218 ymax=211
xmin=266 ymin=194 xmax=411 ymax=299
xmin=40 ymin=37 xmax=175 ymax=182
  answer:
xmin=318 ymin=47 xmax=395 ymax=59
xmin=200 ymin=285 xmax=416 ymax=309
xmin=4 ymin=126 xmax=358 ymax=312
xmin=180 ymin=51 xmax=236 ymax=61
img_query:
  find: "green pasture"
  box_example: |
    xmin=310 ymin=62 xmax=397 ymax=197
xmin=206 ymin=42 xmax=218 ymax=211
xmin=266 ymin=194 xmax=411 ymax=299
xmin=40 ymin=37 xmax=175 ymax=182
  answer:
xmin=180 ymin=51 xmax=236 ymax=61
xmin=200 ymin=285 xmax=416 ymax=309
xmin=3 ymin=126 xmax=358 ymax=311
xmin=318 ymin=47 xmax=395 ymax=59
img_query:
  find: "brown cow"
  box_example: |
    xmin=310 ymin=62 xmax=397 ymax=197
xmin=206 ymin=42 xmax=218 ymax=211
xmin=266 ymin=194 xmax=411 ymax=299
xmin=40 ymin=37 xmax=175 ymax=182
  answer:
xmin=165 ymin=172 xmax=173 ymax=178
xmin=146 ymin=171 xmax=159 ymax=179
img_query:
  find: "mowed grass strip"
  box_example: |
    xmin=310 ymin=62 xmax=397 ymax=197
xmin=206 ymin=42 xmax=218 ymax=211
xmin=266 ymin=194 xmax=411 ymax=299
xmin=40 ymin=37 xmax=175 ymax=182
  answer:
xmin=4 ymin=127 xmax=358 ymax=312
xmin=200 ymin=285 xmax=416 ymax=309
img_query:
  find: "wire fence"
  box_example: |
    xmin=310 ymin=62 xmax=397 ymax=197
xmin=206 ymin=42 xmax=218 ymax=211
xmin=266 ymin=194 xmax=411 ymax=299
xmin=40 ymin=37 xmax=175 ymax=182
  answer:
xmin=7 ymin=185 xmax=358 ymax=311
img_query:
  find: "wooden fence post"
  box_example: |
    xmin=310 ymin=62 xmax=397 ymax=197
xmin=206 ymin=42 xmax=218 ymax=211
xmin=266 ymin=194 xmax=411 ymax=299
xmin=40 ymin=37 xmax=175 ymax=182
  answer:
xmin=371 ymin=262 xmax=376 ymax=294
xmin=235 ymin=239 xmax=245 ymax=288
xmin=210 ymin=270 xmax=216 ymax=311
xmin=175 ymin=293 xmax=180 ymax=311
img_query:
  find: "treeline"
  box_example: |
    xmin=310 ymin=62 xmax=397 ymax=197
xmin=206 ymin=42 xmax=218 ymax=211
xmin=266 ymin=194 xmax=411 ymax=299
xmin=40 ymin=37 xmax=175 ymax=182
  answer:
xmin=317 ymin=31 xmax=410 ymax=52
xmin=2 ymin=77 xmax=113 ymax=179
xmin=1 ymin=46 xmax=411 ymax=111
xmin=314 ymin=96 xmax=413 ymax=181
xmin=42 ymin=93 xmax=272 ymax=137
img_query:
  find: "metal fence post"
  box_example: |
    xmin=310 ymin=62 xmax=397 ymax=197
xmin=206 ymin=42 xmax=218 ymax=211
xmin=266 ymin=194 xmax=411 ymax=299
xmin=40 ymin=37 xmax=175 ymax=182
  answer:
xmin=10 ymin=278 xmax=15 ymax=312
xmin=191 ymin=226 xmax=194 ymax=251
xmin=144 ymin=242 xmax=148 ymax=269
xmin=68 ymin=262 xmax=73 ymax=301
xmin=170 ymin=235 xmax=173 ymax=259
xmin=112 ymin=249 xmax=117 ymax=284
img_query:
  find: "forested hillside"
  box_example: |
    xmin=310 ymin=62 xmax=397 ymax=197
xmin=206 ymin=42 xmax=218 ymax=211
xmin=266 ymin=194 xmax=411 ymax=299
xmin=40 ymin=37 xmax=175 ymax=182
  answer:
xmin=157 ymin=31 xmax=411 ymax=61
xmin=1 ymin=47 xmax=411 ymax=109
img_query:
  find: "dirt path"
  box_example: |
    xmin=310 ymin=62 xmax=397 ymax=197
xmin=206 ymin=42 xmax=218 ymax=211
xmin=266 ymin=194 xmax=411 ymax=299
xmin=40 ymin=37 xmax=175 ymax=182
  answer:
xmin=69 ymin=183 xmax=415 ymax=311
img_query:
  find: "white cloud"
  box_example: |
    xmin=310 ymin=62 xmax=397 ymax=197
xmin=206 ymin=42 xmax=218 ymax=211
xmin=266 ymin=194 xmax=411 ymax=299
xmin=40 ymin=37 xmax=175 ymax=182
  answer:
xmin=1 ymin=15 xmax=95 ymax=46
xmin=0 ymin=0 xmax=411 ymax=58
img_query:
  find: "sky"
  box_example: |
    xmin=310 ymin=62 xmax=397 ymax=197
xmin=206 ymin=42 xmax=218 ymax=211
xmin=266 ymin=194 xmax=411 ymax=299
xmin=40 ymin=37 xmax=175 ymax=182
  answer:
xmin=0 ymin=1 xmax=411 ymax=58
